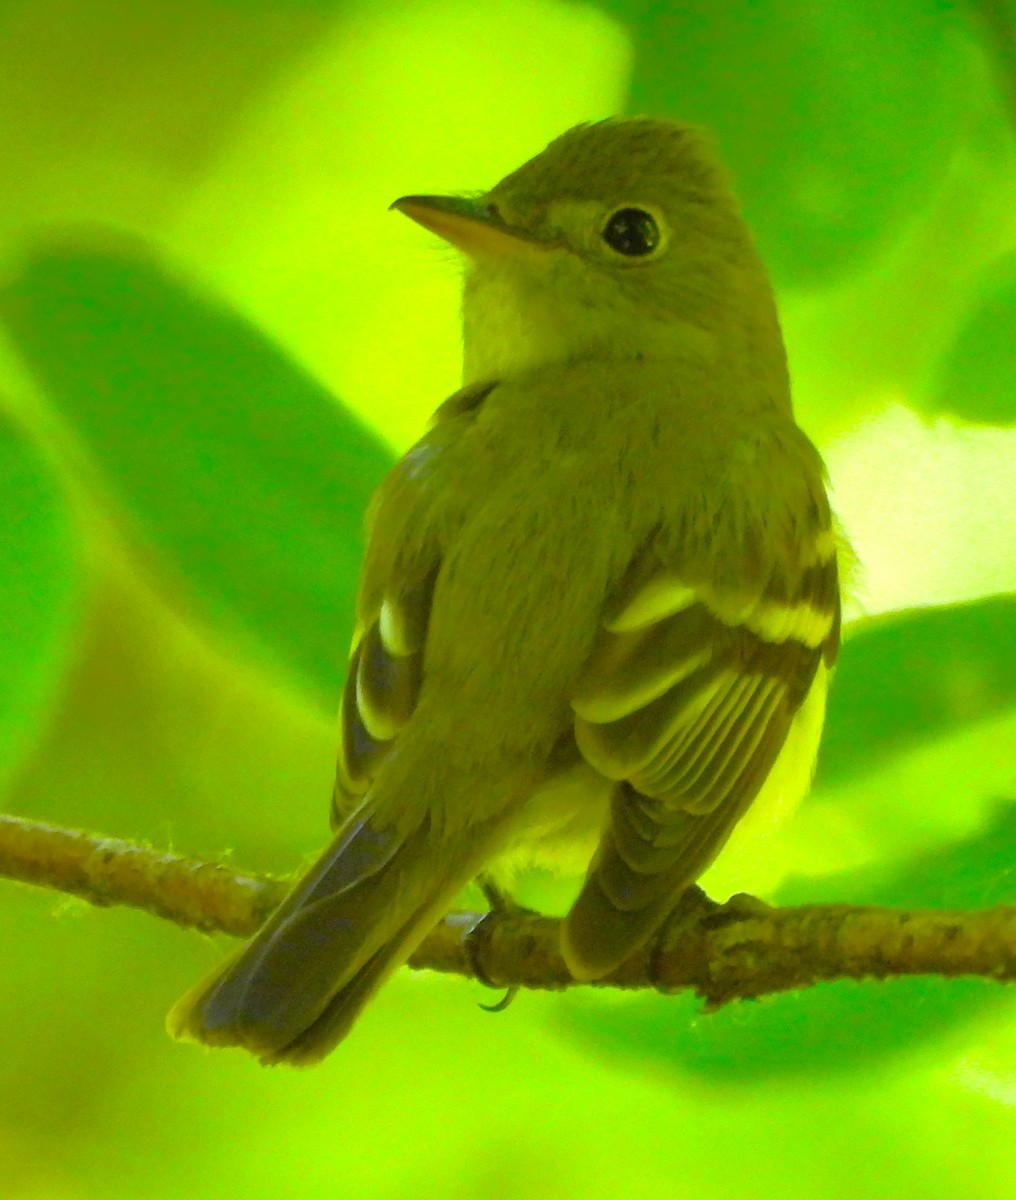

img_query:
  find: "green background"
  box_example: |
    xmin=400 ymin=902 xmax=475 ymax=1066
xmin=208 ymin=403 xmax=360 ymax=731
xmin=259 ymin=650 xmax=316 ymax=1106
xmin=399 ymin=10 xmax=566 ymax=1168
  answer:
xmin=2 ymin=1 xmax=1016 ymax=1196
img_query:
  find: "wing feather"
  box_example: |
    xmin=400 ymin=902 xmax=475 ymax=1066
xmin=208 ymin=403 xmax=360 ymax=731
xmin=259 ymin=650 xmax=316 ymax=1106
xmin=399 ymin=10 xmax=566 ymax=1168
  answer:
xmin=563 ymin=534 xmax=840 ymax=980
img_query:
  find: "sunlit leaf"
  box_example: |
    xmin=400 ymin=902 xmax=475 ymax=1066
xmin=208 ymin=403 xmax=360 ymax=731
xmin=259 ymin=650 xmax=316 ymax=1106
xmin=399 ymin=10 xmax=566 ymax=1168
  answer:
xmin=927 ymin=251 xmax=1016 ymax=425
xmin=0 ymin=240 xmax=394 ymax=707
xmin=819 ymin=596 xmax=1016 ymax=787
xmin=603 ymin=0 xmax=965 ymax=287
xmin=0 ymin=411 xmax=80 ymax=790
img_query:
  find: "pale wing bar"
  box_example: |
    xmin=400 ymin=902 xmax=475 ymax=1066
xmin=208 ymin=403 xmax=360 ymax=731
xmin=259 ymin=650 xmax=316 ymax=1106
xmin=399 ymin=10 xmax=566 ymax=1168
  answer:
xmin=334 ymin=572 xmax=436 ymax=822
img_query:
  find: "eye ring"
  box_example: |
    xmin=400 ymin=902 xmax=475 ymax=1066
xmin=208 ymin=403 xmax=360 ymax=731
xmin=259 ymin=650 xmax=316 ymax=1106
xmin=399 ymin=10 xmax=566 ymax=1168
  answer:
xmin=600 ymin=206 xmax=664 ymax=259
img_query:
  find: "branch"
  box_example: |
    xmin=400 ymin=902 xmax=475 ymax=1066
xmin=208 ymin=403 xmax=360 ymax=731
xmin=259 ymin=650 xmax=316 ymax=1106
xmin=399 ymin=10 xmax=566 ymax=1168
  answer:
xmin=0 ymin=814 xmax=289 ymax=936
xmin=3 ymin=813 xmax=1016 ymax=1006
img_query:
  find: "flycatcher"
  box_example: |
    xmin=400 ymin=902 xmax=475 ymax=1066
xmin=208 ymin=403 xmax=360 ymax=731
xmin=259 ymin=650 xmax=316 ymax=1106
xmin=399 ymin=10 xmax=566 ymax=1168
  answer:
xmin=169 ymin=116 xmax=842 ymax=1065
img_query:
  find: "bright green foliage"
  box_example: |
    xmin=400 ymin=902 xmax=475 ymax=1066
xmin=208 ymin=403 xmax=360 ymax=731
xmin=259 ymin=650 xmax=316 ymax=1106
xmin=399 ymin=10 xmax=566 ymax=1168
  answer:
xmin=930 ymin=252 xmax=1016 ymax=425
xmin=2 ymin=245 xmax=393 ymax=706
xmin=820 ymin=596 xmax=1016 ymax=786
xmin=610 ymin=0 xmax=966 ymax=287
xmin=0 ymin=415 xmax=80 ymax=791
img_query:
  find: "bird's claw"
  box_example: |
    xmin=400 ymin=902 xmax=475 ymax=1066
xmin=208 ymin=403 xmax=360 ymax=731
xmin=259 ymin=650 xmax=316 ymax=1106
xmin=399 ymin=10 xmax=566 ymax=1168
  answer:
xmin=463 ymin=876 xmax=534 ymax=1013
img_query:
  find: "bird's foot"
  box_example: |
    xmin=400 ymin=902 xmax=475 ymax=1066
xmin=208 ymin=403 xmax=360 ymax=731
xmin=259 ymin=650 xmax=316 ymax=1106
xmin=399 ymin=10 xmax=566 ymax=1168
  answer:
xmin=463 ymin=875 xmax=537 ymax=1013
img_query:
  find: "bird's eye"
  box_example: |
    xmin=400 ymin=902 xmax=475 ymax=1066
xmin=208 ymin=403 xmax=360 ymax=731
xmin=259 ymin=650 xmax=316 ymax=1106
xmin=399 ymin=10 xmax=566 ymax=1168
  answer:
xmin=601 ymin=207 xmax=661 ymax=257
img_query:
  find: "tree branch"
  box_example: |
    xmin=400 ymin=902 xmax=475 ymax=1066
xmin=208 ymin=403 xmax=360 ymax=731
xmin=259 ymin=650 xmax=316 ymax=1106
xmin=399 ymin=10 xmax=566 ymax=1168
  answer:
xmin=3 ymin=813 xmax=1016 ymax=1006
xmin=0 ymin=814 xmax=289 ymax=935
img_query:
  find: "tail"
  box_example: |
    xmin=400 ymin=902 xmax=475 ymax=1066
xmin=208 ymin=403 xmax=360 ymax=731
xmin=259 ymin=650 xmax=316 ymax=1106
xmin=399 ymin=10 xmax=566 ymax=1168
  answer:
xmin=168 ymin=799 xmax=508 ymax=1066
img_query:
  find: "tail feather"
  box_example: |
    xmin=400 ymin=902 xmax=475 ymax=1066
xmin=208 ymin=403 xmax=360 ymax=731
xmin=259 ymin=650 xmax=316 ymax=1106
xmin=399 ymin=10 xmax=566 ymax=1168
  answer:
xmin=275 ymin=884 xmax=458 ymax=1066
xmin=168 ymin=801 xmax=507 ymax=1065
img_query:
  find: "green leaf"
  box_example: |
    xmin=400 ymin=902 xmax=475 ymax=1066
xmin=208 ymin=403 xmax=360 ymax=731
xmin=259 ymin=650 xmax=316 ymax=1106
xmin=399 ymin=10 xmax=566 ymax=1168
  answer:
xmin=0 ymin=412 xmax=80 ymax=790
xmin=781 ymin=798 xmax=1016 ymax=911
xmin=927 ymin=251 xmax=1016 ymax=425
xmin=818 ymin=595 xmax=1016 ymax=788
xmin=604 ymin=0 xmax=965 ymax=288
xmin=0 ymin=241 xmax=394 ymax=707
xmin=558 ymin=976 xmax=1004 ymax=1085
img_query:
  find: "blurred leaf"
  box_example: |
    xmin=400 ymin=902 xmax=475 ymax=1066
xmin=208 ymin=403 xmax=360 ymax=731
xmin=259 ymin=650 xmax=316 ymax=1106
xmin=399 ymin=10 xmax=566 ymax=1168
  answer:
xmin=559 ymin=976 xmax=1003 ymax=1084
xmin=818 ymin=595 xmax=1016 ymax=787
xmin=927 ymin=251 xmax=1016 ymax=425
xmin=0 ymin=411 xmax=81 ymax=790
xmin=603 ymin=0 xmax=965 ymax=287
xmin=782 ymin=797 xmax=1016 ymax=910
xmin=0 ymin=239 xmax=394 ymax=707
xmin=560 ymin=802 xmax=1016 ymax=1084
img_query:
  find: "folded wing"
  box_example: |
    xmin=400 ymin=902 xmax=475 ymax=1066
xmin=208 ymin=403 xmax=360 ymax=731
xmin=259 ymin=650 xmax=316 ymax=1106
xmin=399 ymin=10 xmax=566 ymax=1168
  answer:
xmin=563 ymin=527 xmax=840 ymax=979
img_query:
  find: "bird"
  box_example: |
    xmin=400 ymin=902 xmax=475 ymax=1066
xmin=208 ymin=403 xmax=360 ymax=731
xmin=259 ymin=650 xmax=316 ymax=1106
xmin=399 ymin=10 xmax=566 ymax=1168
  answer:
xmin=168 ymin=116 xmax=842 ymax=1066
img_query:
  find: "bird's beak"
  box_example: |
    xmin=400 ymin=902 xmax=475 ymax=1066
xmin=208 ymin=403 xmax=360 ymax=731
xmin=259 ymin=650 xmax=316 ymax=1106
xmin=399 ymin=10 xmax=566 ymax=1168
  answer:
xmin=390 ymin=194 xmax=556 ymax=259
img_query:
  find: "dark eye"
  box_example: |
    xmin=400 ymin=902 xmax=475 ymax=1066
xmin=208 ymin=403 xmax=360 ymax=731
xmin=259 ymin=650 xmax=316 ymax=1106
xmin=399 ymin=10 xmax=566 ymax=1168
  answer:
xmin=601 ymin=207 xmax=660 ymax=257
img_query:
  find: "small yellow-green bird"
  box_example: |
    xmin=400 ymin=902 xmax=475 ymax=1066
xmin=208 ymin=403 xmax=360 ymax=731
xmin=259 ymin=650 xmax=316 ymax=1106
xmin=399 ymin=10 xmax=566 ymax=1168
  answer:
xmin=169 ymin=116 xmax=841 ymax=1065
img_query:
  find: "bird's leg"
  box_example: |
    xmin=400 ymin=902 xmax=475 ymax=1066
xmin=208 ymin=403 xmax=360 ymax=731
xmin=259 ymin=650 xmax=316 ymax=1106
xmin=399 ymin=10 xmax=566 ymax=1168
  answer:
xmin=463 ymin=874 xmax=535 ymax=1012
